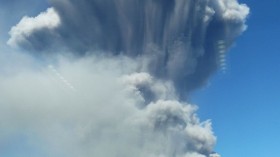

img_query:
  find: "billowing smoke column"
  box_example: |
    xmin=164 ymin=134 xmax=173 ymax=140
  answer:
xmin=8 ymin=0 xmax=249 ymax=96
xmin=2 ymin=0 xmax=249 ymax=157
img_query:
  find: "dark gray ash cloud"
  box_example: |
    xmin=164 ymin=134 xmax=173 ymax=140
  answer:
xmin=4 ymin=0 xmax=249 ymax=157
xmin=8 ymin=0 xmax=249 ymax=96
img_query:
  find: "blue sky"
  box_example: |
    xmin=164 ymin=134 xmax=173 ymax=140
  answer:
xmin=1 ymin=0 xmax=279 ymax=157
xmin=192 ymin=0 xmax=280 ymax=156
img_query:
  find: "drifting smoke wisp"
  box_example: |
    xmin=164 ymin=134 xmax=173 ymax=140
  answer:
xmin=1 ymin=0 xmax=249 ymax=157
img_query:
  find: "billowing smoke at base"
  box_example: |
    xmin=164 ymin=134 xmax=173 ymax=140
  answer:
xmin=1 ymin=0 xmax=249 ymax=157
xmin=0 ymin=56 xmax=216 ymax=157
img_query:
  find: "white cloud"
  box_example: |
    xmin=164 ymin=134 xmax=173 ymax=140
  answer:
xmin=212 ymin=0 xmax=249 ymax=31
xmin=7 ymin=7 xmax=60 ymax=47
xmin=210 ymin=152 xmax=221 ymax=157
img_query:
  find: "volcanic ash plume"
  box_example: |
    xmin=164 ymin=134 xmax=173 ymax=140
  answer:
xmin=2 ymin=0 xmax=249 ymax=157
